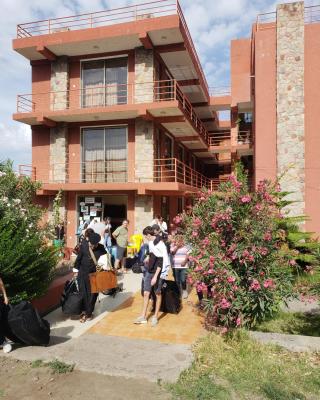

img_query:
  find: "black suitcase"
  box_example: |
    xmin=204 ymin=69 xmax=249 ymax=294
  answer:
xmin=160 ymin=280 xmax=181 ymax=314
xmin=61 ymin=280 xmax=83 ymax=315
xmin=7 ymin=301 xmax=50 ymax=346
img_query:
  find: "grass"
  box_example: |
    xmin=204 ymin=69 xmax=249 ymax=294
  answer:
xmin=31 ymin=358 xmax=74 ymax=374
xmin=294 ymin=271 xmax=320 ymax=298
xmin=254 ymin=311 xmax=320 ymax=337
xmin=168 ymin=330 xmax=320 ymax=400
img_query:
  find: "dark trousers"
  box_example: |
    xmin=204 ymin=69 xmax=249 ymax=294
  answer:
xmin=173 ymin=268 xmax=187 ymax=291
xmin=78 ymin=274 xmax=98 ymax=316
xmin=0 ymin=301 xmax=7 ymax=344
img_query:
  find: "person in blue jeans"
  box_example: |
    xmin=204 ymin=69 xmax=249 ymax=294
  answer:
xmin=0 ymin=277 xmax=12 ymax=353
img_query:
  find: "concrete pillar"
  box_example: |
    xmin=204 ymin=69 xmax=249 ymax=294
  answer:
xmin=50 ymin=56 xmax=69 ymax=111
xmin=134 ymin=195 xmax=153 ymax=234
xmin=276 ymin=2 xmax=305 ymax=217
xmin=135 ymin=119 xmax=154 ymax=182
xmin=50 ymin=123 xmax=68 ymax=183
xmin=134 ymin=48 xmax=154 ymax=103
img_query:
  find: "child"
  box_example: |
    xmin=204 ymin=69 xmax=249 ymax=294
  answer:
xmin=0 ymin=277 xmax=12 ymax=353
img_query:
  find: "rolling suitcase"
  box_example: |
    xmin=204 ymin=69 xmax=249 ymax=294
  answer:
xmin=7 ymin=301 xmax=50 ymax=346
xmin=160 ymin=280 xmax=181 ymax=314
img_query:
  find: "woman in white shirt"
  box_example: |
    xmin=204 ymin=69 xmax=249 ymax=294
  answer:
xmin=134 ymin=226 xmax=170 ymax=327
xmin=151 ymin=215 xmax=168 ymax=233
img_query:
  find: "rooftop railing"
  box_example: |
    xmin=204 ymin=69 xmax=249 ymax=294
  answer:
xmin=16 ymin=79 xmax=210 ymax=146
xmin=209 ymin=86 xmax=231 ymax=96
xmin=257 ymin=5 xmax=320 ymax=28
xmin=16 ymin=0 xmax=208 ymax=95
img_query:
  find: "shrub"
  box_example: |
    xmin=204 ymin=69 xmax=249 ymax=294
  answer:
xmin=0 ymin=160 xmax=57 ymax=303
xmin=177 ymin=164 xmax=296 ymax=329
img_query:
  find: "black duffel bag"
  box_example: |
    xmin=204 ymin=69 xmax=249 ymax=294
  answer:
xmin=160 ymin=280 xmax=181 ymax=314
xmin=61 ymin=279 xmax=83 ymax=315
xmin=7 ymin=301 xmax=50 ymax=346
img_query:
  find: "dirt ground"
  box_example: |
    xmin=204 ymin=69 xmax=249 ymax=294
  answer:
xmin=0 ymin=357 xmax=172 ymax=400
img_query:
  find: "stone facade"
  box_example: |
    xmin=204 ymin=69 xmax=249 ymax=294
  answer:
xmin=50 ymin=124 xmax=68 ymax=183
xmin=134 ymin=195 xmax=153 ymax=234
xmin=50 ymin=56 xmax=69 ymax=111
xmin=134 ymin=47 xmax=154 ymax=103
xmin=135 ymin=118 xmax=154 ymax=182
xmin=276 ymin=2 xmax=305 ymax=218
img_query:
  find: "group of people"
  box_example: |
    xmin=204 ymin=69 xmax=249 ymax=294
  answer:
xmin=134 ymin=216 xmax=190 ymax=327
xmin=72 ymin=213 xmax=190 ymax=327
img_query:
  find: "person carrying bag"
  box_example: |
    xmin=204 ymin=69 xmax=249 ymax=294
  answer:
xmin=88 ymin=246 xmax=117 ymax=294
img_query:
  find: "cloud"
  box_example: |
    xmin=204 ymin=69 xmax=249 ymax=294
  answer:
xmin=0 ymin=122 xmax=31 ymax=167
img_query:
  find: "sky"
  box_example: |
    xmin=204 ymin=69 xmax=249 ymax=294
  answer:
xmin=0 ymin=0 xmax=316 ymax=167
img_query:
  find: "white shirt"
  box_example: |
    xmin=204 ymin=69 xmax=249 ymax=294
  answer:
xmin=151 ymin=219 xmax=168 ymax=233
xmin=148 ymin=239 xmax=170 ymax=279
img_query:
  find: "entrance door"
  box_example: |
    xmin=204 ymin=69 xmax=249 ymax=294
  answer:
xmin=161 ymin=196 xmax=170 ymax=225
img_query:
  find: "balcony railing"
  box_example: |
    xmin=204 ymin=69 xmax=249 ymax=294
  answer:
xmin=209 ymin=130 xmax=252 ymax=147
xmin=16 ymin=0 xmax=208 ymax=94
xmin=209 ymin=86 xmax=231 ymax=96
xmin=16 ymin=80 xmax=210 ymax=146
xmin=19 ymin=158 xmax=233 ymax=191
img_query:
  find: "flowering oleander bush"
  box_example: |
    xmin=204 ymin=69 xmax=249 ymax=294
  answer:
xmin=0 ymin=160 xmax=57 ymax=303
xmin=176 ymin=164 xmax=296 ymax=330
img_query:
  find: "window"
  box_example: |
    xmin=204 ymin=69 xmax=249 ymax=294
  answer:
xmin=81 ymin=57 xmax=128 ymax=108
xmin=244 ymin=112 xmax=252 ymax=123
xmin=81 ymin=126 xmax=127 ymax=183
xmin=178 ymin=145 xmax=184 ymax=163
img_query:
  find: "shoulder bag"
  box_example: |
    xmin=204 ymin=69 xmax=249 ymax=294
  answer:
xmin=88 ymin=247 xmax=117 ymax=293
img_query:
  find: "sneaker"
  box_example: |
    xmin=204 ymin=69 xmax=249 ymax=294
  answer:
xmin=151 ymin=316 xmax=158 ymax=327
xmin=134 ymin=316 xmax=147 ymax=324
xmin=2 ymin=341 xmax=12 ymax=354
xmin=182 ymin=290 xmax=188 ymax=299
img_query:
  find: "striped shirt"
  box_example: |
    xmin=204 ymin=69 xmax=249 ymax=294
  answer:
xmin=171 ymin=245 xmax=190 ymax=269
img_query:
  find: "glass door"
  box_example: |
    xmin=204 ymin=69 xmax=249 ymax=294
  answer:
xmin=82 ymin=128 xmax=105 ymax=182
xmin=105 ymin=58 xmax=127 ymax=105
xmin=105 ymin=126 xmax=127 ymax=182
xmin=82 ymin=60 xmax=105 ymax=108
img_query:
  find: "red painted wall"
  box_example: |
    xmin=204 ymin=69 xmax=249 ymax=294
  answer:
xmin=305 ymin=24 xmax=320 ymax=235
xmin=231 ymin=38 xmax=251 ymax=106
xmin=254 ymin=26 xmax=277 ymax=185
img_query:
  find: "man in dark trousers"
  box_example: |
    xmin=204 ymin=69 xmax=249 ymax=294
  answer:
xmin=73 ymin=232 xmax=106 ymax=323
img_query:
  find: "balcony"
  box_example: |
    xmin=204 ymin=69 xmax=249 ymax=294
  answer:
xmin=14 ymin=0 xmax=208 ymax=100
xmin=209 ymin=130 xmax=253 ymax=151
xmin=14 ymin=80 xmax=210 ymax=147
xmin=19 ymin=158 xmax=228 ymax=193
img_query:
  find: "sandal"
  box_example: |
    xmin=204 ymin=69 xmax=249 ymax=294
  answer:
xmin=79 ymin=315 xmax=87 ymax=323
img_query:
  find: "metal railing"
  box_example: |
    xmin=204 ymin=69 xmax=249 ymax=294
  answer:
xmin=19 ymin=164 xmax=36 ymax=180
xmin=15 ymin=0 xmax=209 ymax=95
xmin=209 ymin=130 xmax=252 ymax=147
xmin=16 ymin=0 xmax=177 ymax=38
xmin=209 ymin=86 xmax=231 ymax=96
xmin=19 ymin=158 xmax=234 ymax=191
xmin=305 ymin=5 xmax=320 ymax=24
xmin=16 ymin=79 xmax=210 ymax=146
xmin=257 ymin=5 xmax=320 ymax=28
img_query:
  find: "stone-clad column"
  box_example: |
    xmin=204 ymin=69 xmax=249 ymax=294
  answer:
xmin=50 ymin=56 xmax=69 ymax=111
xmin=135 ymin=119 xmax=154 ymax=182
xmin=134 ymin=195 xmax=153 ymax=234
xmin=49 ymin=123 xmax=68 ymax=183
xmin=276 ymin=2 xmax=305 ymax=218
xmin=134 ymin=48 xmax=154 ymax=103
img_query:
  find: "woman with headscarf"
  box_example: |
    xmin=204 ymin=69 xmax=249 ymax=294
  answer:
xmin=73 ymin=232 xmax=106 ymax=323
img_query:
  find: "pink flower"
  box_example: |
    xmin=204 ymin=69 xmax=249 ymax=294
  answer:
xmin=194 ymin=265 xmax=203 ymax=272
xmin=236 ymin=317 xmax=241 ymax=326
xmin=214 ymin=277 xmax=219 ymax=283
xmin=220 ymin=298 xmax=231 ymax=309
xmin=221 ymin=327 xmax=228 ymax=334
xmin=173 ymin=215 xmax=182 ymax=225
xmin=250 ymin=279 xmax=261 ymax=291
xmin=192 ymin=231 xmax=198 ymax=237
xmin=192 ymin=217 xmax=202 ymax=227
xmin=202 ymin=237 xmax=210 ymax=246
xmin=255 ymin=203 xmax=263 ymax=212
xmin=263 ymin=232 xmax=272 ymax=241
xmin=227 ymin=276 xmax=236 ymax=283
xmin=289 ymin=259 xmax=296 ymax=266
xmin=263 ymin=279 xmax=275 ymax=289
xmin=240 ymin=195 xmax=251 ymax=203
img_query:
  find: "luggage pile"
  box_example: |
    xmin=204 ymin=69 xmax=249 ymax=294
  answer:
xmin=7 ymin=301 xmax=50 ymax=346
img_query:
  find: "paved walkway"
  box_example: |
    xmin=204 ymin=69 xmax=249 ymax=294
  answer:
xmin=250 ymin=331 xmax=320 ymax=352
xmin=5 ymin=272 xmax=203 ymax=382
